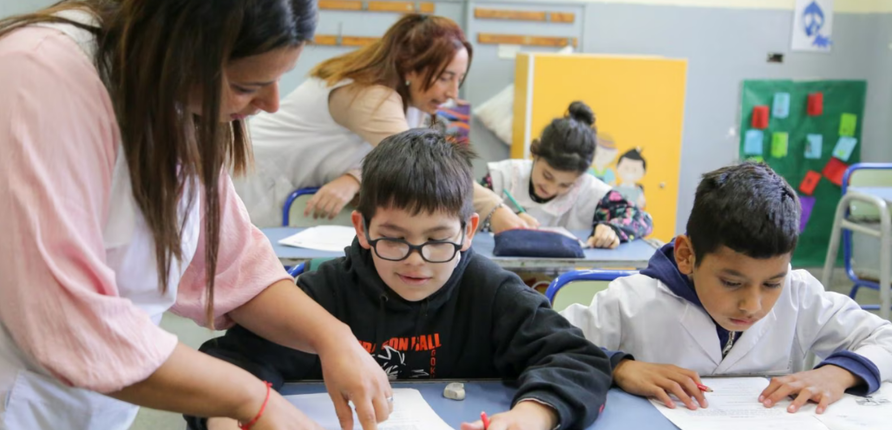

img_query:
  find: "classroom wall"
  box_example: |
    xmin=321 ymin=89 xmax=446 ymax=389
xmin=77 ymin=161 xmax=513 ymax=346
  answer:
xmin=3 ymin=0 xmax=890 ymax=237
xmin=578 ymin=3 xmax=892 ymax=234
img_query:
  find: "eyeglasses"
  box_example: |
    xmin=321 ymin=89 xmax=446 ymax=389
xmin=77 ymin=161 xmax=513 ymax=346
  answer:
xmin=364 ymin=222 xmax=466 ymax=263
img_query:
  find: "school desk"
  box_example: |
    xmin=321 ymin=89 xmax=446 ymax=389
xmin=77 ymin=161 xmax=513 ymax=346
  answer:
xmin=279 ymin=380 xmax=676 ymax=430
xmin=262 ymin=227 xmax=659 ymax=271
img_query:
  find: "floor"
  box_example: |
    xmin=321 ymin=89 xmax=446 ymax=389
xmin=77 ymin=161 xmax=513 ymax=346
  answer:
xmin=129 ymin=266 xmax=887 ymax=429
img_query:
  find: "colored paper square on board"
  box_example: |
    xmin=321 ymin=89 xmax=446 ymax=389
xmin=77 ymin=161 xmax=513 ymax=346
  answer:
xmin=839 ymin=113 xmax=857 ymax=137
xmin=744 ymin=130 xmax=764 ymax=155
xmin=799 ymin=196 xmax=816 ymax=233
xmin=747 ymin=156 xmax=764 ymax=163
xmin=832 ymin=137 xmax=858 ymax=162
xmin=822 ymin=158 xmax=848 ymax=187
xmin=771 ymin=132 xmax=789 ymax=158
xmin=804 ymin=134 xmax=823 ymax=159
xmin=799 ymin=171 xmax=821 ymax=196
xmin=751 ymin=106 xmax=770 ymax=129
xmin=772 ymin=93 xmax=790 ymax=118
xmin=807 ymin=92 xmax=823 ymax=116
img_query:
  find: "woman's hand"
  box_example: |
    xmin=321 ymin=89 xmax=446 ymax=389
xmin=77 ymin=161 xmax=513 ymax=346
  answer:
xmin=304 ymin=174 xmax=360 ymax=220
xmin=209 ymin=390 xmax=325 ymax=430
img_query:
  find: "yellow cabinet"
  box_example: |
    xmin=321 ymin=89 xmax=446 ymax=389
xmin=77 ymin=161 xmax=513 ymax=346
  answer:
xmin=512 ymin=53 xmax=687 ymax=243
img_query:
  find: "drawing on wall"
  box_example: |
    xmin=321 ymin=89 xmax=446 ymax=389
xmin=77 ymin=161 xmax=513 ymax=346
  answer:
xmin=614 ymin=148 xmax=647 ymax=209
xmin=792 ymin=0 xmax=833 ymax=52
xmin=590 ymin=132 xmax=618 ymax=185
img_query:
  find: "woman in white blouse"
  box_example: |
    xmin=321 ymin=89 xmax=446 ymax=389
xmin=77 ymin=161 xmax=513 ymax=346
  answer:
xmin=237 ymin=14 xmax=532 ymax=232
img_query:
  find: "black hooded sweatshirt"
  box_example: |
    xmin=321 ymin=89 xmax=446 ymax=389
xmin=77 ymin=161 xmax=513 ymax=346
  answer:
xmin=186 ymin=239 xmax=621 ymax=430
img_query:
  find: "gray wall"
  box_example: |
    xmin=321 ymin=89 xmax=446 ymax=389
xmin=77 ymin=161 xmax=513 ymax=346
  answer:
xmin=3 ymin=0 xmax=890 ymax=235
xmin=0 ymin=0 xmax=46 ymax=17
xmin=581 ymin=4 xmax=891 ymax=233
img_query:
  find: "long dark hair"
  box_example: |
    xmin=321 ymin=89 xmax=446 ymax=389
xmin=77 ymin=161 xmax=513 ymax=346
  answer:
xmin=0 ymin=0 xmax=317 ymax=326
xmin=311 ymin=14 xmax=472 ymax=111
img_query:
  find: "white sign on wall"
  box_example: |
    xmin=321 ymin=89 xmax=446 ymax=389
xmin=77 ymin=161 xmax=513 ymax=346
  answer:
xmin=792 ymin=0 xmax=834 ymax=52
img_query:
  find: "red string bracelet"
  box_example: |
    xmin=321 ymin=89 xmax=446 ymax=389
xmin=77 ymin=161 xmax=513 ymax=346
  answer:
xmin=239 ymin=381 xmax=273 ymax=430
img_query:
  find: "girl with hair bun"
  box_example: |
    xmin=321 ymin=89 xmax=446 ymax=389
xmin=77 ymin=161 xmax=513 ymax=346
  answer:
xmin=482 ymin=101 xmax=653 ymax=248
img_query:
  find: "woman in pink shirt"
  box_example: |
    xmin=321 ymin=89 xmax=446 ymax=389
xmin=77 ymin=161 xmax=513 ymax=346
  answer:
xmin=0 ymin=1 xmax=392 ymax=429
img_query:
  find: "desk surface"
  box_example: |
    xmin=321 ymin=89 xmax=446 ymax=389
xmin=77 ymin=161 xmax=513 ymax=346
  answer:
xmin=280 ymin=381 xmax=675 ymax=430
xmin=849 ymin=186 xmax=892 ymax=203
xmin=262 ymin=227 xmax=658 ymax=271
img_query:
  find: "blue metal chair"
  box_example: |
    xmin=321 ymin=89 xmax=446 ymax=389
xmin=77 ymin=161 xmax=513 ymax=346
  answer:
xmin=545 ymin=269 xmax=638 ymax=310
xmin=286 ymin=262 xmax=306 ymax=278
xmin=822 ymin=163 xmax=892 ymax=316
xmin=282 ymin=187 xmax=320 ymax=227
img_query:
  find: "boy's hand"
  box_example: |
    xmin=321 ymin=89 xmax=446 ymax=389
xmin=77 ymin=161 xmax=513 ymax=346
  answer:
xmin=460 ymin=401 xmax=558 ymax=430
xmin=759 ymin=365 xmax=860 ymax=414
xmin=587 ymin=225 xmax=620 ymax=249
xmin=613 ymin=359 xmax=708 ymax=410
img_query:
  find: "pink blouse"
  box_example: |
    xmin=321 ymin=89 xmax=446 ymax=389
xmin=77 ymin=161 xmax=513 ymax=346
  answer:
xmin=0 ymin=27 xmax=289 ymax=392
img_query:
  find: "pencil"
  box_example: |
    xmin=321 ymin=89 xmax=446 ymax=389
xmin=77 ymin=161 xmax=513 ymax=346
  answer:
xmin=696 ymin=383 xmax=713 ymax=393
xmin=502 ymin=189 xmax=526 ymax=214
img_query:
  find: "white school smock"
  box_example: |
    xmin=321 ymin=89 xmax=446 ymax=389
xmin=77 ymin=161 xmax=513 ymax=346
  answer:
xmin=561 ymin=270 xmax=892 ymax=379
xmin=486 ymin=159 xmax=612 ymax=231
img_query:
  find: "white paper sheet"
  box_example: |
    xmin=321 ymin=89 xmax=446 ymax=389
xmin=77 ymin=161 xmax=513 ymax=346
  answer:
xmin=816 ymin=383 xmax=892 ymax=430
xmin=277 ymin=225 xmax=356 ymax=252
xmin=285 ymin=388 xmax=454 ymax=430
xmin=650 ymin=377 xmax=828 ymax=430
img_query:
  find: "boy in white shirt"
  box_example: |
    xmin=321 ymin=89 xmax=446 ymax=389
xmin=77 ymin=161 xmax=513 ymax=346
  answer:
xmin=565 ymin=162 xmax=892 ymax=414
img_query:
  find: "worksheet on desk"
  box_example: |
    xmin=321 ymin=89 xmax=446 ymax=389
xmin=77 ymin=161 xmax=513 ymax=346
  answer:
xmin=285 ymin=388 xmax=454 ymax=430
xmin=277 ymin=225 xmax=356 ymax=252
xmin=649 ymin=377 xmax=828 ymax=430
xmin=816 ymin=382 xmax=892 ymax=430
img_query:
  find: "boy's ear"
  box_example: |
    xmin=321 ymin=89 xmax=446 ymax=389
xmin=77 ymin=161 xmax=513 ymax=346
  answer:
xmin=461 ymin=213 xmax=480 ymax=251
xmin=351 ymin=211 xmax=372 ymax=250
xmin=674 ymin=235 xmax=696 ymax=275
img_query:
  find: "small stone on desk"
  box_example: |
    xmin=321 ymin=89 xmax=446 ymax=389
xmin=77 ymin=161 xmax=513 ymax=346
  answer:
xmin=443 ymin=382 xmax=465 ymax=401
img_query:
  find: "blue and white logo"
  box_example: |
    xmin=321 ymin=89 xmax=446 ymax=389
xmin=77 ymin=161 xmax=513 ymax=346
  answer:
xmin=792 ymin=0 xmax=834 ymax=52
xmin=802 ymin=1 xmax=832 ymax=48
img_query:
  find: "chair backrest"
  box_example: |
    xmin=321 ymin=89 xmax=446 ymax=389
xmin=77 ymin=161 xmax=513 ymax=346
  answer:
xmin=283 ymin=187 xmax=355 ymax=227
xmin=844 ymin=163 xmax=892 ymax=220
xmin=287 ymin=262 xmax=306 ymax=278
xmin=842 ymin=163 xmax=892 ymax=280
xmin=545 ymin=269 xmax=638 ymax=312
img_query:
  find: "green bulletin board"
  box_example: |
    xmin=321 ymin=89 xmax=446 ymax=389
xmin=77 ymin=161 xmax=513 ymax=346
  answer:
xmin=738 ymin=80 xmax=867 ymax=266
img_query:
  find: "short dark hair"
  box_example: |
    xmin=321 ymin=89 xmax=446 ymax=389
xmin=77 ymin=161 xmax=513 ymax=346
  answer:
xmin=530 ymin=101 xmax=596 ymax=173
xmin=618 ymin=148 xmax=646 ymax=171
xmin=687 ymin=162 xmax=800 ymax=264
xmin=358 ymin=128 xmax=475 ymax=222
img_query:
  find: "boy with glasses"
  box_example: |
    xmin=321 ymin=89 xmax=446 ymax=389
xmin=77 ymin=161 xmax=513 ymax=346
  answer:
xmin=190 ymin=129 xmax=619 ymax=430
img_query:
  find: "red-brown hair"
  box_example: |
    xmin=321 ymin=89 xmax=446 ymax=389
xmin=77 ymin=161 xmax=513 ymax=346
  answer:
xmin=311 ymin=14 xmax=472 ymax=110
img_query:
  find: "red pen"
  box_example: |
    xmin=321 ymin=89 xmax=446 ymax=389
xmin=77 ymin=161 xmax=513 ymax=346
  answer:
xmin=696 ymin=383 xmax=713 ymax=393
xmin=481 ymin=411 xmax=490 ymax=429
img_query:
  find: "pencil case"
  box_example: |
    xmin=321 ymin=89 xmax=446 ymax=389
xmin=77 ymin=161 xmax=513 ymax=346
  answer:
xmin=492 ymin=229 xmax=585 ymax=259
